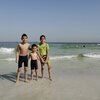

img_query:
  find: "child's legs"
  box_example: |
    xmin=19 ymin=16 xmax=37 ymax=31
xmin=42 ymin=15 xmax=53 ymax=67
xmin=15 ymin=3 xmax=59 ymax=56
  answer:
xmin=47 ymin=62 xmax=52 ymax=79
xmin=16 ymin=56 xmax=23 ymax=82
xmin=35 ymin=69 xmax=38 ymax=80
xmin=31 ymin=69 xmax=34 ymax=79
xmin=24 ymin=67 xmax=28 ymax=81
xmin=24 ymin=56 xmax=28 ymax=81
xmin=16 ymin=68 xmax=21 ymax=82
xmin=41 ymin=63 xmax=45 ymax=78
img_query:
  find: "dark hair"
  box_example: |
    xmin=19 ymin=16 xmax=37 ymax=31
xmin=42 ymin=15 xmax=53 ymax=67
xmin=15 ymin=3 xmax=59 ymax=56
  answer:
xmin=31 ymin=44 xmax=37 ymax=48
xmin=21 ymin=34 xmax=28 ymax=39
xmin=40 ymin=35 xmax=46 ymax=40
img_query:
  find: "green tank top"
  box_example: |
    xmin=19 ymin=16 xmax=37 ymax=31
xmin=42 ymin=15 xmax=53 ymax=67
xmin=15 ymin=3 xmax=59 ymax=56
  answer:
xmin=37 ymin=43 xmax=49 ymax=56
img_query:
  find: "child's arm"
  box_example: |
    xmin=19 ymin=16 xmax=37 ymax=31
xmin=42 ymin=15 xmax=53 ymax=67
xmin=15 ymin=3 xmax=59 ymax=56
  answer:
xmin=37 ymin=54 xmax=40 ymax=61
xmin=28 ymin=44 xmax=31 ymax=51
xmin=16 ymin=45 xmax=19 ymax=63
xmin=36 ymin=46 xmax=44 ymax=63
xmin=29 ymin=53 xmax=31 ymax=61
xmin=36 ymin=51 xmax=44 ymax=63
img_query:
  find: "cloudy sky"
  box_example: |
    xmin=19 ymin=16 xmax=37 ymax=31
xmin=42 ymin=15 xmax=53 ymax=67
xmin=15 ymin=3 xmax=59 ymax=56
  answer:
xmin=0 ymin=0 xmax=100 ymax=42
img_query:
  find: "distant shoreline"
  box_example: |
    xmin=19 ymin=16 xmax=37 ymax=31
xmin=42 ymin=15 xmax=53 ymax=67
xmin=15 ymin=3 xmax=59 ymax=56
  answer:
xmin=0 ymin=41 xmax=100 ymax=44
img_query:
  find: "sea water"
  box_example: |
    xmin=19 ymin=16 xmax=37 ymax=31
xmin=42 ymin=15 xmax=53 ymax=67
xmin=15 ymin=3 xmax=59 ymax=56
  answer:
xmin=0 ymin=42 xmax=100 ymax=100
xmin=1 ymin=42 xmax=100 ymax=61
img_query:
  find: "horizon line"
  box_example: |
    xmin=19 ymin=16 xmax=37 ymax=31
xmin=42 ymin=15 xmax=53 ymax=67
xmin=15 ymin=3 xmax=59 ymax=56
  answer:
xmin=0 ymin=41 xmax=100 ymax=43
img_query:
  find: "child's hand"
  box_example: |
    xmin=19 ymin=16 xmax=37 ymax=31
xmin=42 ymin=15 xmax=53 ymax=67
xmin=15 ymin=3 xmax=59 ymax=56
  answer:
xmin=44 ymin=60 xmax=48 ymax=64
xmin=16 ymin=59 xmax=18 ymax=63
xmin=41 ymin=58 xmax=45 ymax=63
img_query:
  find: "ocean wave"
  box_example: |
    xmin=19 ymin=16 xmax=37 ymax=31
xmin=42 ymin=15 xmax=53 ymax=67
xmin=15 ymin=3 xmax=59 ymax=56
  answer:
xmin=1 ymin=53 xmax=100 ymax=62
xmin=51 ymin=53 xmax=100 ymax=59
xmin=97 ymin=44 xmax=100 ymax=46
xmin=1 ymin=56 xmax=76 ymax=61
xmin=84 ymin=53 xmax=100 ymax=58
xmin=0 ymin=47 xmax=15 ymax=54
xmin=3 ymin=58 xmax=15 ymax=61
xmin=50 ymin=55 xmax=76 ymax=60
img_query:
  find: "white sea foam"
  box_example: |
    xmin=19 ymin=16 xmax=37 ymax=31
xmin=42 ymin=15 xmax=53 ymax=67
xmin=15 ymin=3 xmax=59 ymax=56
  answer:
xmin=50 ymin=55 xmax=76 ymax=60
xmin=0 ymin=47 xmax=14 ymax=54
xmin=0 ymin=58 xmax=15 ymax=61
xmin=51 ymin=53 xmax=100 ymax=60
xmin=2 ymin=55 xmax=76 ymax=62
xmin=97 ymin=44 xmax=100 ymax=46
xmin=3 ymin=58 xmax=15 ymax=61
xmin=1 ymin=53 xmax=100 ymax=62
xmin=84 ymin=53 xmax=100 ymax=58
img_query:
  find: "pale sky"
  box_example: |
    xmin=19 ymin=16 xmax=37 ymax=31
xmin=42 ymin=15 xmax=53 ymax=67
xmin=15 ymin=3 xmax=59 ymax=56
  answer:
xmin=0 ymin=0 xmax=100 ymax=42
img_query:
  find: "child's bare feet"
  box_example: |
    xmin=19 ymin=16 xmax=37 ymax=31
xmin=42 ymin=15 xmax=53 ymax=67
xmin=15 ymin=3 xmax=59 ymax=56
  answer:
xmin=42 ymin=76 xmax=44 ymax=79
xmin=36 ymin=78 xmax=38 ymax=81
xmin=49 ymin=77 xmax=52 ymax=81
xmin=16 ymin=80 xmax=19 ymax=84
xmin=24 ymin=80 xmax=29 ymax=83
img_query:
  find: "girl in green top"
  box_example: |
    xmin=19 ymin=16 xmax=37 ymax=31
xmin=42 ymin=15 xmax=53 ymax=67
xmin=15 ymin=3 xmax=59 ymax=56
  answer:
xmin=37 ymin=35 xmax=52 ymax=81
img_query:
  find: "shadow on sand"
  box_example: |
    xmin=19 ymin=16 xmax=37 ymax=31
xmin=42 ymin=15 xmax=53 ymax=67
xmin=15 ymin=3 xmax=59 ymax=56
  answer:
xmin=0 ymin=72 xmax=30 ymax=83
xmin=0 ymin=72 xmax=17 ymax=83
xmin=0 ymin=72 xmax=43 ymax=83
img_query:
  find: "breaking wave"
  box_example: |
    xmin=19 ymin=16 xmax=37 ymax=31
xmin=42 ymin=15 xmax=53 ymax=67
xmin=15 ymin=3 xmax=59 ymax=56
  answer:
xmin=1 ymin=53 xmax=100 ymax=62
xmin=0 ymin=47 xmax=15 ymax=54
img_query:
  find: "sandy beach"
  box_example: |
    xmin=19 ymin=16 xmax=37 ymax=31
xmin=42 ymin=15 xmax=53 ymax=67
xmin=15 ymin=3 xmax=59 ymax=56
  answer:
xmin=0 ymin=58 xmax=100 ymax=100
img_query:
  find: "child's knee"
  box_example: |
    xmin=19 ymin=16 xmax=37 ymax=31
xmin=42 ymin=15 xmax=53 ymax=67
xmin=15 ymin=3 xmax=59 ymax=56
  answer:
xmin=35 ymin=69 xmax=38 ymax=73
xmin=17 ymin=68 xmax=21 ymax=72
xmin=24 ymin=68 xmax=28 ymax=72
xmin=48 ymin=67 xmax=51 ymax=71
xmin=41 ymin=67 xmax=44 ymax=70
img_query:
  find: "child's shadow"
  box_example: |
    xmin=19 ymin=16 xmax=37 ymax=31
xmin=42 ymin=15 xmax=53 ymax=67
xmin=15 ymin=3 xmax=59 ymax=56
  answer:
xmin=0 ymin=73 xmax=44 ymax=83
xmin=0 ymin=72 xmax=17 ymax=83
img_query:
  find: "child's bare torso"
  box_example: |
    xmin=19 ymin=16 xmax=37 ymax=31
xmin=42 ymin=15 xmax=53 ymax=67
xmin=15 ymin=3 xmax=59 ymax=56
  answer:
xmin=30 ymin=52 xmax=38 ymax=60
xmin=18 ymin=43 xmax=30 ymax=56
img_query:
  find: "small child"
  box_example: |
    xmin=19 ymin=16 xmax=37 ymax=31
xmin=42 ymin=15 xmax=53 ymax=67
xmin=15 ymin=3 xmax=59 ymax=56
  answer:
xmin=29 ymin=44 xmax=39 ymax=81
xmin=37 ymin=35 xmax=52 ymax=81
xmin=16 ymin=34 xmax=30 ymax=83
